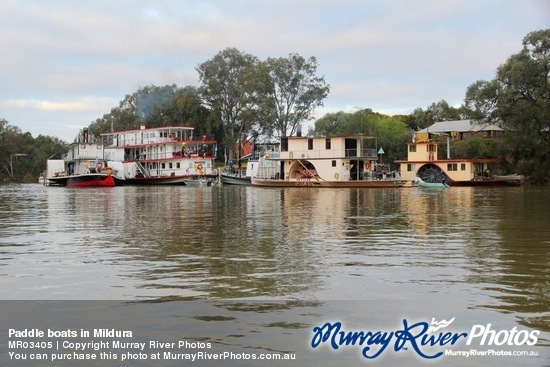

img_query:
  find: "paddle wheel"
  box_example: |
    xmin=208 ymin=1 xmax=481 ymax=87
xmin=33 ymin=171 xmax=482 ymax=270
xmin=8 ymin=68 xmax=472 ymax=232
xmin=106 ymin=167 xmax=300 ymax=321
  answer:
xmin=417 ymin=164 xmax=446 ymax=183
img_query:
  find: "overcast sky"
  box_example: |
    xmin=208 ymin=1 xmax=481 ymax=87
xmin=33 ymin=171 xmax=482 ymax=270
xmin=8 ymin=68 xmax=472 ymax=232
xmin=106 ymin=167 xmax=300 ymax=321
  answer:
xmin=1 ymin=0 xmax=548 ymax=142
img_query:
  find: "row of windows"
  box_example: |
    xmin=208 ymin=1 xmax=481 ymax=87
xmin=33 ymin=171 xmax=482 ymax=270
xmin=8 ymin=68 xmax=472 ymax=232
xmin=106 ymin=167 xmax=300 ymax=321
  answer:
xmin=145 ymin=162 xmax=182 ymax=169
xmin=447 ymin=163 xmax=466 ymax=171
xmin=307 ymin=139 xmax=332 ymax=149
xmin=408 ymin=144 xmax=438 ymax=152
xmin=406 ymin=163 xmax=467 ymax=172
xmin=281 ymin=138 xmax=331 ymax=151
xmin=152 ymin=162 xmax=209 ymax=169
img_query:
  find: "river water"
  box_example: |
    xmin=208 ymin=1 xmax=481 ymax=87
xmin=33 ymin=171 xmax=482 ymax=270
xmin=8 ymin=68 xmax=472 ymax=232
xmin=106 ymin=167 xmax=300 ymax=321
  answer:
xmin=0 ymin=184 xmax=548 ymax=366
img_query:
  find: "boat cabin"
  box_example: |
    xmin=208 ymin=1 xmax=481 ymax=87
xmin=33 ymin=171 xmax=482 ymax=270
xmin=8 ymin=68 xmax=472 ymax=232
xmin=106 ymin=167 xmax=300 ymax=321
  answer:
xmin=101 ymin=125 xmax=217 ymax=182
xmin=395 ymin=138 xmax=498 ymax=184
xmin=259 ymin=135 xmax=379 ymax=181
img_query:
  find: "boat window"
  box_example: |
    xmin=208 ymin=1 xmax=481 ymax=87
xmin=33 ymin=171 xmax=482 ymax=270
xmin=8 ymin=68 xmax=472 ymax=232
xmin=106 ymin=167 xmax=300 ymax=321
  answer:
xmin=409 ymin=145 xmax=416 ymax=152
xmin=332 ymin=160 xmax=336 ymax=167
xmin=308 ymin=139 xmax=313 ymax=150
xmin=461 ymin=163 xmax=466 ymax=171
xmin=281 ymin=137 xmax=288 ymax=152
xmin=325 ymin=138 xmax=331 ymax=150
xmin=447 ymin=163 xmax=458 ymax=171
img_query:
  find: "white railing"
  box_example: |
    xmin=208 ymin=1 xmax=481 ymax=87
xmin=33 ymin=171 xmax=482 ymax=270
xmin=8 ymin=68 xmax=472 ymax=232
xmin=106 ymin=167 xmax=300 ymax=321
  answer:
xmin=281 ymin=148 xmax=377 ymax=159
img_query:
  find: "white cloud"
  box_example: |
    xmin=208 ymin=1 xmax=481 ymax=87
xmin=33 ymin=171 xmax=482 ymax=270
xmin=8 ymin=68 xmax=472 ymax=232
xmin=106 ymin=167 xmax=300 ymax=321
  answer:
xmin=0 ymin=0 xmax=548 ymax=142
xmin=6 ymin=97 xmax=112 ymax=112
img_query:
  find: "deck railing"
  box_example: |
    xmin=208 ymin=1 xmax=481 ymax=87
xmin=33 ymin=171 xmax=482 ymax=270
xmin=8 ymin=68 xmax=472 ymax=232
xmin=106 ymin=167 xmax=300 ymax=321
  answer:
xmin=281 ymin=148 xmax=377 ymax=159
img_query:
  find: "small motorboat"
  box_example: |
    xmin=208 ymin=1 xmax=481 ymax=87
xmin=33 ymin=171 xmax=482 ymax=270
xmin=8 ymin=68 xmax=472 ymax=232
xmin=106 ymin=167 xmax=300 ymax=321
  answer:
xmin=413 ymin=177 xmax=450 ymax=189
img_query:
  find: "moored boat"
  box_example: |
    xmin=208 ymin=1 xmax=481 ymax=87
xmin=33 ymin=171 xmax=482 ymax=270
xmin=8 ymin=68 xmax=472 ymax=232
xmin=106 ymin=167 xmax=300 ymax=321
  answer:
xmin=395 ymin=134 xmax=524 ymax=187
xmin=101 ymin=124 xmax=218 ymax=185
xmin=46 ymin=133 xmax=115 ymax=188
xmin=220 ymin=170 xmax=251 ymax=185
xmin=413 ymin=177 xmax=450 ymax=189
xmin=48 ymin=172 xmax=115 ymax=187
xmin=250 ymin=135 xmax=406 ymax=188
xmin=220 ymin=143 xmax=279 ymax=186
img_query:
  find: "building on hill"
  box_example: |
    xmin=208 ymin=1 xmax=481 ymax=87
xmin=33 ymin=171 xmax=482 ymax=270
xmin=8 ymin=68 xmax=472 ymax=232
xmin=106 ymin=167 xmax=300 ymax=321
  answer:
xmin=415 ymin=119 xmax=504 ymax=141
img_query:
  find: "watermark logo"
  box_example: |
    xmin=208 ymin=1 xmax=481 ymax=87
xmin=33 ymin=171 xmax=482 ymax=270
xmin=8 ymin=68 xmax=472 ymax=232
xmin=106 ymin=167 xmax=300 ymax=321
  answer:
xmin=427 ymin=317 xmax=455 ymax=333
xmin=310 ymin=318 xmax=540 ymax=360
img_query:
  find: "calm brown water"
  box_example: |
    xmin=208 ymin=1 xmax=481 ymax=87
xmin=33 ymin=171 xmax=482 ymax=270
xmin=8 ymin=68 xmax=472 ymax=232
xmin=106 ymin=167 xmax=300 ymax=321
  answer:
xmin=0 ymin=184 xmax=548 ymax=366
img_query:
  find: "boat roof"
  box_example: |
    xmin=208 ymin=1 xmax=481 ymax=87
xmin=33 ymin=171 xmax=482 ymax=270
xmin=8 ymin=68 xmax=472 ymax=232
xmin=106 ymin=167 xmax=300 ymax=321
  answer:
xmin=283 ymin=134 xmax=376 ymax=140
xmin=417 ymin=119 xmax=504 ymax=134
xmin=101 ymin=125 xmax=194 ymax=136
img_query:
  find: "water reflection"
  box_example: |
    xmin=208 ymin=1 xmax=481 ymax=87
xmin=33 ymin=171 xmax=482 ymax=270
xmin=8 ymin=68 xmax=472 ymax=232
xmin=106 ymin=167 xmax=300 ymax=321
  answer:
xmin=0 ymin=184 xmax=548 ymax=338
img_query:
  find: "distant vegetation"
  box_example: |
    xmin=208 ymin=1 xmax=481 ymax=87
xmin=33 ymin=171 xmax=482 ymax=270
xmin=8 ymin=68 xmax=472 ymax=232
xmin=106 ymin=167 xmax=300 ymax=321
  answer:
xmin=1 ymin=29 xmax=548 ymax=183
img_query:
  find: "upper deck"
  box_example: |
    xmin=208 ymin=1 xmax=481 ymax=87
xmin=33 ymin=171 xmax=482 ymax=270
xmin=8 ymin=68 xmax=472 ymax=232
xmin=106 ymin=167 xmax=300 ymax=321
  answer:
xmin=279 ymin=135 xmax=377 ymax=160
xmin=101 ymin=125 xmax=199 ymax=147
xmin=64 ymin=142 xmax=105 ymax=161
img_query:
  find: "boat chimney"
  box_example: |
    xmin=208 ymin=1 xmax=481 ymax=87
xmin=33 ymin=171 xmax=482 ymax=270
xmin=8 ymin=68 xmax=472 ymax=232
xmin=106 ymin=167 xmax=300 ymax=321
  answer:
xmin=82 ymin=128 xmax=89 ymax=143
xmin=140 ymin=123 xmax=146 ymax=130
xmin=296 ymin=124 xmax=302 ymax=137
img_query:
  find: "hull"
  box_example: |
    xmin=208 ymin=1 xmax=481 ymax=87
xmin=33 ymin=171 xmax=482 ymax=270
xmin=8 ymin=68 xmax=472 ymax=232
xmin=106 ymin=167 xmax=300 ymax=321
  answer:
xmin=220 ymin=172 xmax=251 ymax=186
xmin=49 ymin=174 xmax=115 ymax=187
xmin=116 ymin=174 xmax=217 ymax=186
xmin=183 ymin=178 xmax=215 ymax=186
xmin=251 ymin=178 xmax=406 ymax=188
xmin=417 ymin=182 xmax=450 ymax=189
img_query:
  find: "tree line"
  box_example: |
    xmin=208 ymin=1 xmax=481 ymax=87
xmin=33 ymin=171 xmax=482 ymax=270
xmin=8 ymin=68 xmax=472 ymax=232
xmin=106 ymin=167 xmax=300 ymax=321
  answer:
xmin=1 ymin=29 xmax=548 ymax=183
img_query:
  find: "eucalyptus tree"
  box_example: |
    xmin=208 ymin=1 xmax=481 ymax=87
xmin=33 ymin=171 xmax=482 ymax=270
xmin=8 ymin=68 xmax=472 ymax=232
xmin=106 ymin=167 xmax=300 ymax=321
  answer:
xmin=0 ymin=119 xmax=23 ymax=179
xmin=373 ymin=116 xmax=410 ymax=164
xmin=196 ymin=48 xmax=264 ymax=162
xmin=308 ymin=111 xmax=353 ymax=137
xmin=260 ymin=54 xmax=330 ymax=138
xmin=308 ymin=109 xmax=381 ymax=137
xmin=467 ymin=29 xmax=549 ymax=139
xmin=170 ymin=86 xmax=213 ymax=137
xmin=426 ymin=100 xmax=462 ymax=122
xmin=464 ymin=28 xmax=550 ymax=182
xmin=0 ymin=119 xmax=66 ymax=181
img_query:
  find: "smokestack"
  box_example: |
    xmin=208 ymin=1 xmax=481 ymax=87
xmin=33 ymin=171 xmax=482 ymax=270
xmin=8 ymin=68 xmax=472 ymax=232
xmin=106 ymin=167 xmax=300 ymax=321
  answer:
xmin=140 ymin=123 xmax=146 ymax=130
xmin=297 ymin=124 xmax=302 ymax=137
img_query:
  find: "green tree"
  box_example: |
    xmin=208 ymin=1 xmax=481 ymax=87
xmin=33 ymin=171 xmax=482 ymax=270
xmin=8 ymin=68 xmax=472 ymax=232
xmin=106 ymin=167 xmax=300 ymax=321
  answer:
xmin=0 ymin=119 xmax=24 ymax=180
xmin=374 ymin=116 xmax=410 ymax=166
xmin=426 ymin=100 xmax=463 ymax=122
xmin=308 ymin=109 xmax=383 ymax=137
xmin=171 ymin=87 xmax=210 ymax=129
xmin=464 ymin=29 xmax=550 ymax=182
xmin=448 ymin=137 xmax=503 ymax=159
xmin=0 ymin=119 xmax=66 ymax=181
xmin=260 ymin=54 xmax=329 ymax=139
xmin=196 ymin=48 xmax=261 ymax=162
xmin=308 ymin=111 xmax=354 ymax=136
xmin=409 ymin=107 xmax=429 ymax=131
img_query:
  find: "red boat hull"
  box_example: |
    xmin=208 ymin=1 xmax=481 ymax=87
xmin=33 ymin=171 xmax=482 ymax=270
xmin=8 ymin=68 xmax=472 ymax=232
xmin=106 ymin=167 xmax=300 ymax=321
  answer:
xmin=47 ymin=174 xmax=116 ymax=187
xmin=66 ymin=174 xmax=115 ymax=187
